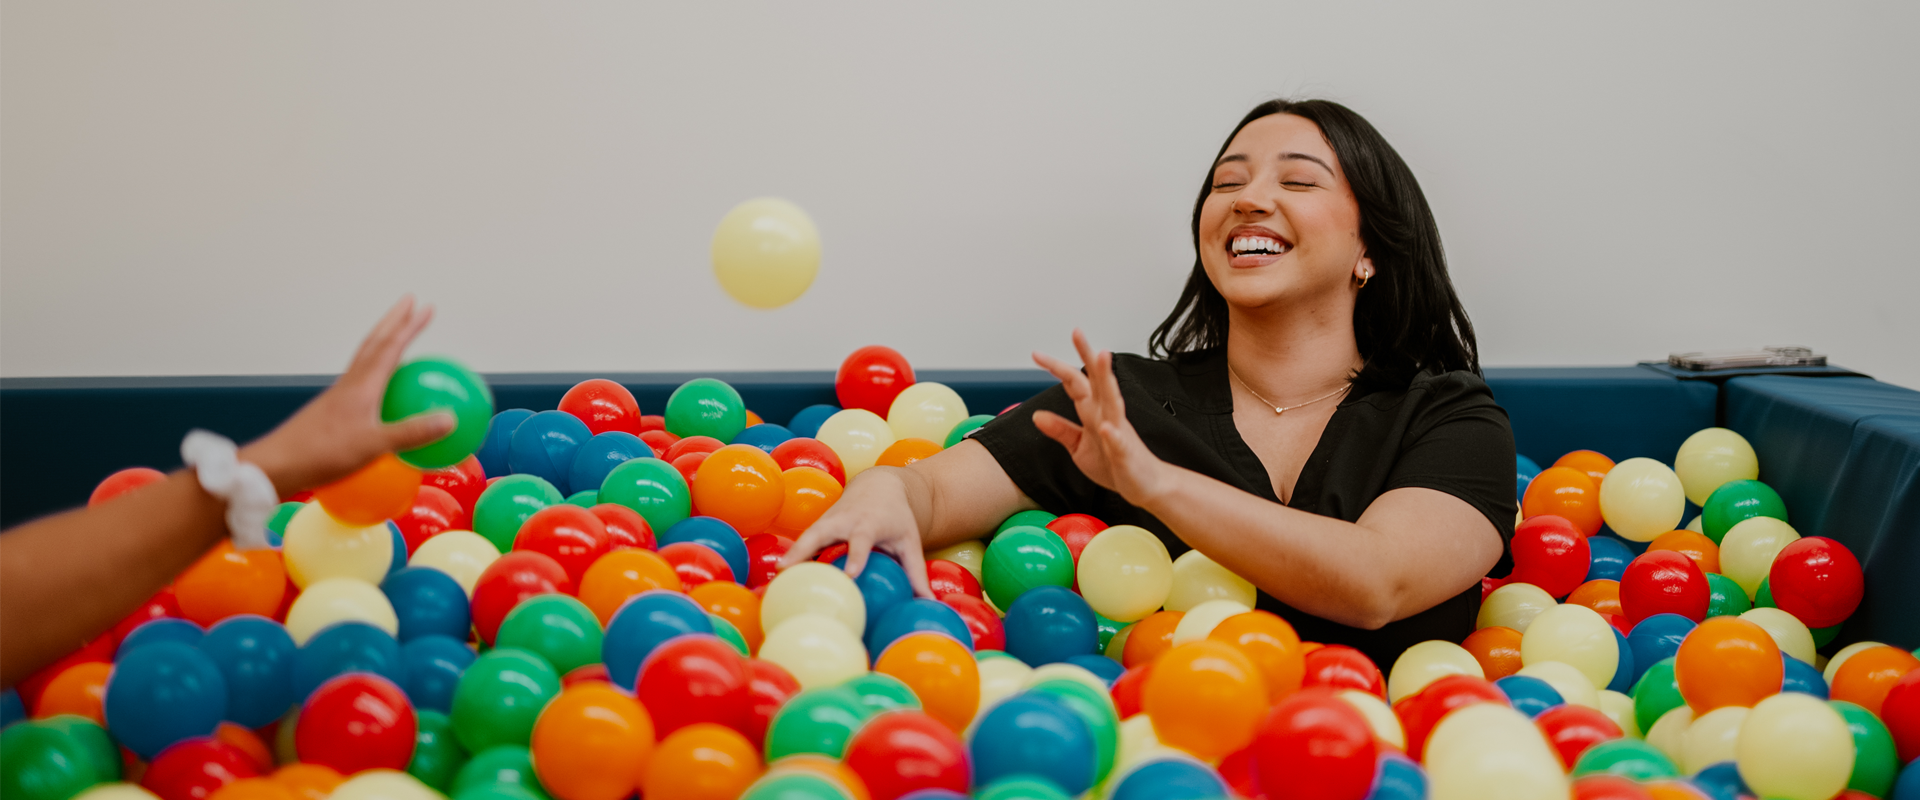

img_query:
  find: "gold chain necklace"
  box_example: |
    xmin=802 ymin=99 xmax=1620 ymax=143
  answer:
xmin=1228 ymin=366 xmax=1352 ymax=416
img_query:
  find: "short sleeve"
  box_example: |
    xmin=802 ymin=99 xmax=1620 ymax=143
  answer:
xmin=1381 ymin=372 xmax=1519 ymax=543
xmin=966 ymin=383 xmax=1108 ymax=514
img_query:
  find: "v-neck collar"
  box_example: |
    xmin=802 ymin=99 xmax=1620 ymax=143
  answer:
xmin=1177 ymin=348 xmax=1356 ymax=510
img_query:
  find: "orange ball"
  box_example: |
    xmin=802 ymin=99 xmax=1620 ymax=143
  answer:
xmin=1831 ymin=646 xmax=1920 ymax=717
xmin=312 ymin=453 xmax=422 ymax=526
xmin=209 ymin=778 xmax=296 ymax=800
xmin=1553 ymin=450 xmax=1616 ymax=488
xmin=764 ymin=755 xmax=870 ymax=800
xmin=766 ymin=467 xmax=842 ymax=540
xmin=641 ymin=723 xmax=762 ymax=800
xmin=691 ymin=445 xmax=786 ymax=535
xmin=874 ymin=438 xmax=942 ymax=469
xmin=874 ymin=632 xmax=980 ymax=733
xmin=216 ymin=722 xmax=274 ymax=771
xmin=1208 ymin=611 xmax=1305 ymax=704
xmin=271 ymin=764 xmax=344 ymax=800
xmin=1566 ymin=579 xmax=1624 ymax=618
xmin=1142 ymin=640 xmax=1269 ymax=761
xmin=745 ymin=411 xmax=764 ymax=427
xmin=1122 ymin=610 xmax=1185 ymax=669
xmin=1674 ymin=617 xmax=1782 ymax=714
xmin=176 ymin=542 xmax=289 ymax=626
xmin=33 ymin=661 xmax=112 ymax=724
xmin=1647 ymin=530 xmax=1719 ymax=574
xmin=1521 ymin=467 xmax=1602 ymax=537
xmin=531 ymin=683 xmax=656 ymax=800
xmin=690 ymin=581 xmax=764 ymax=654
xmin=579 ymin=549 xmax=683 ymax=625
xmin=1461 ymin=625 xmax=1525 ymax=680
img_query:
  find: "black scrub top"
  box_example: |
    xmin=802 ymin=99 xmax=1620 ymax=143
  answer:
xmin=969 ymin=347 xmax=1517 ymax=669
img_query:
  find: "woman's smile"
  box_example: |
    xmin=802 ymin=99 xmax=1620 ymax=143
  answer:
xmin=1227 ymin=223 xmax=1293 ymax=269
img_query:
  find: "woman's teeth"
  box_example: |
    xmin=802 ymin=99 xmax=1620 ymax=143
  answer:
xmin=1231 ymin=236 xmax=1289 ymax=256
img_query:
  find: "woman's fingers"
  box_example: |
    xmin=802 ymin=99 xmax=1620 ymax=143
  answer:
xmin=840 ymin=536 xmax=872 ymax=579
xmin=887 ymin=539 xmax=936 ymax=599
xmin=1031 ymin=410 xmax=1084 ymax=452
xmin=1031 ymin=351 xmax=1092 ymax=404
xmin=778 ymin=523 xmax=836 ymax=568
xmin=383 ymin=411 xmax=457 ymax=451
xmin=348 ymin=297 xmax=416 ymax=377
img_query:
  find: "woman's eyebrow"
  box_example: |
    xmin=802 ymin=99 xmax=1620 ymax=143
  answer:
xmin=1280 ymin=151 xmax=1335 ymax=176
xmin=1214 ymin=153 xmax=1249 ymax=168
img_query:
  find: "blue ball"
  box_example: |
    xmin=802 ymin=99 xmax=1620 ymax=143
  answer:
xmin=509 ymin=410 xmax=594 ymax=494
xmin=1894 ymin=759 xmax=1920 ymax=800
xmin=602 ymin=591 xmax=712 ymax=690
xmin=1109 ymin=758 xmax=1228 ymax=800
xmin=197 ymin=615 xmax=296 ymax=728
xmin=383 ymin=567 xmax=472 ymax=643
xmin=386 ymin=522 xmax=408 ymax=575
xmin=292 ymin=622 xmax=406 ymax=701
xmin=117 ymin=618 xmax=205 ymax=659
xmin=787 ymin=405 xmax=840 ymax=440
xmin=1066 ymin=654 xmax=1125 ymax=687
xmin=1366 ymin=753 xmax=1428 ymax=800
xmin=1691 ymin=761 xmax=1750 ymax=800
xmin=1003 ymin=586 xmax=1099 ymax=667
xmin=478 ymin=409 xmax=535 ymax=479
xmin=831 ymin=552 xmax=914 ymax=640
xmin=569 ymin=432 xmax=652 ymax=500
xmin=1626 ymin=613 xmax=1696 ymax=685
xmin=1781 ymin=654 xmax=1828 ymax=698
xmin=661 ymin=517 xmax=751 ymax=586
xmin=868 ymin=598 xmax=974 ymax=657
xmin=104 ymin=641 xmax=227 ymax=758
xmin=730 ymin=424 xmax=795 ymax=453
xmin=1494 ymin=675 xmax=1564 ymax=718
xmin=1516 ymin=454 xmax=1542 ymax=502
xmin=400 ymin=635 xmax=476 ymax=713
xmin=970 ymin=693 xmax=1096 ymax=795
xmin=1606 ymin=625 xmax=1636 ymax=694
xmin=1586 ymin=535 xmax=1634 ymax=583
xmin=1 ymin=688 xmax=26 ymax=728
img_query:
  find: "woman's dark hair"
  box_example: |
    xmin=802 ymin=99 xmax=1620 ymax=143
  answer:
xmin=1147 ymin=99 xmax=1481 ymax=386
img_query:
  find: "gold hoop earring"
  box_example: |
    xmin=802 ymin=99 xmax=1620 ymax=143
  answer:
xmin=1356 ymin=272 xmax=1370 ymax=289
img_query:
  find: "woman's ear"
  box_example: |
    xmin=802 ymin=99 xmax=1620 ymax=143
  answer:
xmin=1355 ymin=255 xmax=1375 ymax=284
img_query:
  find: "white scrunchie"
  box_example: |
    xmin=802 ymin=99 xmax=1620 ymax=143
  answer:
xmin=181 ymin=430 xmax=278 ymax=551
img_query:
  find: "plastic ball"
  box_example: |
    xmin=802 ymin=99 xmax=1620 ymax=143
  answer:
xmin=885 ymin=382 xmax=968 ymax=444
xmin=1163 ymin=549 xmax=1255 ymax=612
xmin=1497 ymin=674 xmax=1566 ymax=718
xmin=566 ymin=432 xmax=651 ymax=506
xmin=1780 ymin=653 xmax=1828 ymax=698
xmin=1597 ymin=458 xmax=1686 ymax=543
xmin=383 ymin=357 xmax=494 ymax=470
xmin=447 ymin=745 xmax=540 ymax=799
xmin=631 ymin=634 xmax=751 ymax=738
xmin=1477 ymin=581 xmax=1557 ymax=633
xmin=0 ymin=721 xmax=116 ymax=800
xmin=312 ymin=454 xmax=422 ymax=528
xmin=509 ymin=409 xmax=598 ymax=494
xmin=477 ymin=408 xmax=535 ymax=478
xmin=1831 ymin=646 xmax=1920 ymax=717
xmin=663 ymin=378 xmax=748 ymax=445
xmin=1619 ymin=551 xmax=1709 ymax=626
xmin=872 ymin=437 xmax=939 ymax=469
xmin=393 ymin=635 xmax=470 ymax=714
xmin=1138 ymin=640 xmax=1265 ymax=761
xmin=841 ymin=710 xmax=969 ymax=800
xmin=1647 ymin=529 xmax=1719 ymax=574
xmin=1700 ymin=480 xmax=1787 ymax=545
xmin=642 ymin=722 xmax=762 ymax=800
xmin=1555 ymin=450 xmax=1617 ymax=487
xmin=761 ymin=610 xmax=870 ymax=689
xmin=141 ymin=738 xmax=258 ymax=800
xmin=1735 ymin=692 xmax=1854 ymax=800
xmin=1567 ymin=579 xmax=1623 ymax=618
xmin=405 ymin=530 xmax=498 ymax=597
xmin=1738 ymin=607 xmax=1816 ymax=664
xmin=1428 ymin=702 xmax=1569 ymax=800
xmin=1252 ymin=689 xmax=1377 ymax=800
xmin=764 ymin=468 xmax=840 ymax=540
xmin=1521 ymin=604 xmax=1619 ymax=691
xmin=686 ymin=581 xmax=763 ymax=655
xmin=1388 ymin=640 xmax=1486 ymax=703
xmin=710 ymin=196 xmax=820 ymax=308
xmin=1168 ymin=599 xmax=1250 ymax=647
xmin=588 ymin=503 xmax=653 ymax=549
xmin=870 ymin=632 xmax=978 ymax=733
xmin=867 ymin=598 xmax=972 ymax=656
xmin=1518 ymin=659 xmax=1598 ymax=710
xmin=90 ymin=466 xmax=167 ymax=506
xmin=282 ymin=502 xmax=393 ymax=589
xmin=101 ymin=641 xmax=226 ymax=759
xmin=1000 ymin=585 xmax=1097 ymax=667
xmin=761 ymin=561 xmax=866 ymax=638
xmin=327 ymin=770 xmax=439 ymax=800
xmin=283 ymin=578 xmax=397 ymax=645
xmin=495 ymin=594 xmax=603 ymax=675
xmin=450 ymin=648 xmax=561 ymax=753
xmin=1767 ymin=537 xmax=1863 ymax=629
xmin=660 ymin=517 xmax=751 ymax=585
xmin=1537 ymin=702 xmax=1625 ymax=770
xmin=686 ymin=445 xmax=784 ymax=536
xmin=1506 ymin=515 xmax=1592 ymax=598
xmin=392 ymin=486 xmax=467 ymax=556
xmin=770 ymin=438 xmax=846 ymax=486
xmin=1719 ymin=517 xmax=1800 ymax=599
xmin=118 ymin=618 xmax=202 ymax=658
xmin=814 ymin=408 xmax=897 ymax=479
xmin=291 ymin=621 xmax=404 ymax=702
xmin=1880 ymin=669 xmax=1920 ymax=764
xmin=33 ymin=661 xmax=113 ymax=725
xmin=296 ymin=673 xmax=416 ymax=774
xmin=469 ymin=550 xmax=571 ymax=645
xmin=1585 ymin=536 xmax=1634 ymax=583
xmin=938 ymin=594 xmax=1004 ymax=653
xmin=970 ymin=694 xmax=1095 ymax=796
xmin=764 ymin=686 xmax=868 ymax=760
xmin=578 ymin=549 xmax=680 ymax=625
xmin=1571 ymin=737 xmax=1677 ymax=781
xmin=1207 ymin=610 xmax=1305 ymax=703
xmin=597 ymin=457 xmax=692 ymax=535
xmin=1673 ymin=428 xmax=1759 ymax=506
xmin=471 ymin=475 xmax=563 ymax=554
xmin=1463 ymin=625 xmax=1526 ymax=680
xmin=1822 ymin=699 xmax=1895 ymax=798
xmin=729 ymin=424 xmax=793 ymax=456
xmin=1522 ymin=467 xmax=1603 ymax=537
xmin=381 ymin=566 xmax=471 ymax=643
xmin=170 ymin=543 xmax=288 ymax=628
xmin=835 ymin=346 xmax=915 ymax=417
xmin=1072 ymin=525 xmax=1172 ymax=623
xmin=558 ymin=379 xmax=642 ymax=436
xmin=1673 ymin=617 xmax=1782 ymax=715
xmin=981 ymin=526 xmax=1074 ymax=611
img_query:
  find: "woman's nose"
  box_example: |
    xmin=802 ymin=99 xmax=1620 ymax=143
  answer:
xmin=1232 ymin=184 xmax=1278 ymax=216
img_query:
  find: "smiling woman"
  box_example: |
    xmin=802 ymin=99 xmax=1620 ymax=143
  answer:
xmin=781 ymin=99 xmax=1515 ymax=667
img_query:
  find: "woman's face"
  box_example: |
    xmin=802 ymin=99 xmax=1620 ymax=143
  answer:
xmin=1198 ymin=114 xmax=1367 ymax=314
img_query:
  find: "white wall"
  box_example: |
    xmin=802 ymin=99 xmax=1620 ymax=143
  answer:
xmin=5 ymin=1 xmax=1916 ymax=390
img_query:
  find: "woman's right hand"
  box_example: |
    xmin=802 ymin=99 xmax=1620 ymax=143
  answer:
xmin=777 ymin=466 xmax=935 ymax=598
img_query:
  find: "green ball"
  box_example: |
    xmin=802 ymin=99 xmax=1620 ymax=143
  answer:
xmin=763 ymin=687 xmax=868 ymax=761
xmin=995 ymin=510 xmax=1057 ymax=537
xmin=1094 ymin=611 xmax=1123 ymax=654
xmin=562 ymin=491 xmax=599 ymax=509
xmin=268 ymin=501 xmax=305 ymax=538
xmin=384 ymin=357 xmax=495 ymax=470
xmin=450 ymin=648 xmax=562 ymax=753
xmin=1704 ymin=572 xmax=1752 ymax=617
xmin=598 ymin=458 xmax=691 ymax=534
xmin=407 ymin=710 xmax=467 ymax=792
xmin=709 ymin=615 xmax=750 ymax=658
xmin=841 ymin=673 xmax=920 ymax=716
xmin=1700 ymin=479 xmax=1787 ymax=544
xmin=741 ymin=773 xmax=847 ymax=800
xmin=1832 ymin=700 xmax=1898 ymax=797
xmin=451 ymin=745 xmax=550 ymax=800
xmin=1630 ymin=657 xmax=1685 ymax=736
xmin=495 ymin=595 xmax=604 ymax=676
xmin=664 ymin=378 xmax=747 ymax=442
xmin=1813 ymin=623 xmax=1842 ymax=648
xmin=982 ymin=525 xmax=1075 ymax=610
xmin=473 ymin=475 xmax=562 ymax=553
xmin=33 ymin=717 xmax=116 ymax=786
xmin=1571 ymin=737 xmax=1679 ymax=781
xmin=976 ymin=649 xmax=1019 ymax=663
xmin=944 ymin=414 xmax=995 ymax=449
xmin=1754 ymin=577 xmax=1776 ymax=608
xmin=1029 ymin=679 xmax=1118 ymax=784
xmin=0 ymin=721 xmax=109 ymax=800
xmin=453 ymin=786 xmax=545 ymax=800
xmin=976 ymin=777 xmax=1073 ymax=800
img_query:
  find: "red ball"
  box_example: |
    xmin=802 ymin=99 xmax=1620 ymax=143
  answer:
xmin=91 ymin=467 xmax=167 ymax=506
xmin=1110 ymin=663 xmax=1153 ymax=719
xmin=140 ymin=739 xmax=260 ymax=800
xmin=771 ymin=438 xmax=846 ymax=486
xmin=1535 ymin=703 xmax=1622 ymax=769
xmin=1603 ymin=613 xmax=1633 ymax=637
xmin=1216 ymin=744 xmax=1259 ymax=800
xmin=664 ymin=436 xmax=726 ymax=463
xmin=1391 ymin=674 xmax=1507 ymax=762
xmin=671 ymin=452 xmax=710 ymax=489
xmin=393 ymin=485 xmax=467 ymax=556
xmin=1571 ymin=775 xmax=1656 ymax=800
xmin=295 ymin=673 xmax=417 ymax=775
xmin=639 ymin=415 xmax=666 ymax=433
xmin=563 ymin=663 xmax=612 ymax=688
xmin=589 ymin=503 xmax=655 ymax=551
xmin=513 ymin=505 xmax=611 ymax=586
xmin=471 ymin=551 xmax=573 ymax=644
xmin=1882 ymin=667 xmax=1920 ymax=764
xmin=836 ymin=345 xmax=916 ymax=416
xmin=1618 ymin=550 xmax=1709 ymax=626
xmin=842 ymin=710 xmax=971 ymax=800
xmin=559 ymin=379 xmax=643 ymax=436
xmin=743 ymin=658 xmax=801 ymax=749
xmin=421 ymin=456 xmax=487 ymax=516
xmin=635 ymin=635 xmax=752 ymax=737
xmin=1045 ymin=514 xmax=1106 ymax=562
xmin=660 ymin=541 xmax=733 ymax=586
xmin=927 ymin=560 xmax=983 ymax=601
xmin=1767 ymin=537 xmax=1864 ymax=629
xmin=1505 ymin=515 xmax=1591 ymax=598
xmin=1252 ymin=689 xmax=1378 ymax=800
xmin=638 ymin=429 xmax=677 ymax=456
xmin=744 ymin=534 xmax=794 ymax=589
xmin=111 ymin=587 xmax=182 ymax=647
xmin=939 ymin=594 xmax=1004 ymax=651
xmin=815 ymin=543 xmax=851 ymax=565
xmin=1301 ymin=644 xmax=1385 ymax=698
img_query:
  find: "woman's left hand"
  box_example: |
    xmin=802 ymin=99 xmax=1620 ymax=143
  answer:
xmin=1030 ymin=330 xmax=1179 ymax=509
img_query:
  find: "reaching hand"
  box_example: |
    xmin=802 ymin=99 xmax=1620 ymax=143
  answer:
xmin=776 ymin=468 xmax=936 ymax=598
xmin=1030 ymin=329 xmax=1177 ymax=509
xmin=239 ymin=297 xmax=456 ymax=496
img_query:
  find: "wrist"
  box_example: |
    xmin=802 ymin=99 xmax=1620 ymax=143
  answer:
xmin=1130 ymin=463 xmax=1189 ymax=518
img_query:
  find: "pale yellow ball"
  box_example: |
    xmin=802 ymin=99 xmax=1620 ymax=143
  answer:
xmin=330 ymin=770 xmax=442 ymax=800
xmin=1520 ymin=604 xmax=1618 ymax=691
xmin=816 ymin=408 xmax=896 ymax=478
xmin=1387 ymin=640 xmax=1485 ymax=703
xmin=1516 ymin=660 xmax=1598 ymax=709
xmin=756 ymin=611 xmax=867 ymax=690
xmin=408 ymin=530 xmax=500 ymax=596
xmin=929 ymin=539 xmax=985 ymax=582
xmin=1740 ymin=607 xmax=1816 ymax=663
xmin=1025 ymin=663 xmax=1114 ymax=707
xmin=1598 ymin=457 xmax=1686 ymax=542
xmin=1165 ymin=549 xmax=1255 ymax=612
xmin=73 ymin=785 xmax=161 ymax=800
xmin=886 ymin=382 xmax=969 ymax=444
xmin=976 ymin=656 xmax=1035 ymax=719
xmin=1721 ymin=517 xmax=1800 ymax=598
xmin=282 ymin=500 xmax=393 ymax=588
xmin=284 ymin=577 xmax=398 ymax=645
xmin=1598 ymin=689 xmax=1641 ymax=738
xmin=1476 ymin=582 xmax=1557 ymax=633
xmin=1682 ymin=706 xmax=1749 ymax=775
xmin=710 ymin=197 xmax=821 ymax=309
xmin=1169 ymin=599 xmax=1251 ymax=646
xmin=1825 ymin=641 xmax=1887 ymax=684
xmin=760 ymin=561 xmax=865 ymax=637
xmin=1426 ymin=703 xmax=1568 ymax=800
xmin=1076 ymin=525 xmax=1173 ymax=623
xmin=1645 ymin=706 xmax=1694 ymax=763
xmin=1736 ymin=692 xmax=1855 ymax=800
xmin=1674 ymin=427 xmax=1760 ymax=506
